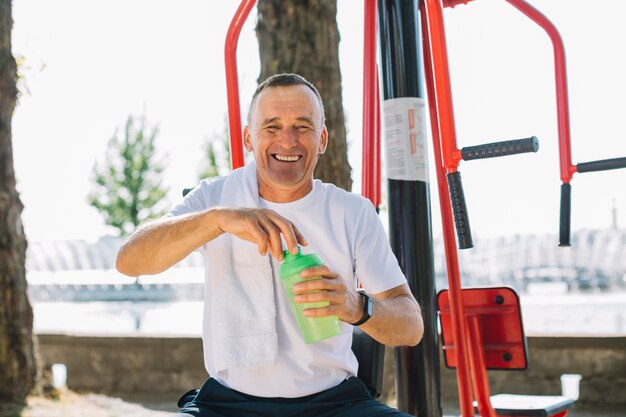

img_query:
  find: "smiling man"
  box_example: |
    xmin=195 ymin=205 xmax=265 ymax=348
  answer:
xmin=116 ymin=74 xmax=423 ymax=417
xmin=245 ymin=78 xmax=327 ymax=203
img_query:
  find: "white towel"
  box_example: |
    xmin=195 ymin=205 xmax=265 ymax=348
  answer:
xmin=209 ymin=161 xmax=278 ymax=374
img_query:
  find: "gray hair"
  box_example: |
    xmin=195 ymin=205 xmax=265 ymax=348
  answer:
xmin=247 ymin=73 xmax=326 ymax=125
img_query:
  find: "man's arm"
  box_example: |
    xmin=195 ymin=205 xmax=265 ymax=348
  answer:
xmin=356 ymin=283 xmax=423 ymax=346
xmin=116 ymin=209 xmax=222 ymax=277
xmin=293 ymin=266 xmax=423 ymax=346
xmin=116 ymin=208 xmax=307 ymax=277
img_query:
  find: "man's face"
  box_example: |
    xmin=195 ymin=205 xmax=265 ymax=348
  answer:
xmin=244 ymin=85 xmax=328 ymax=202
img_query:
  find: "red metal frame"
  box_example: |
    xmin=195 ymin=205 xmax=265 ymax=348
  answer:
xmin=423 ymin=1 xmax=574 ymax=416
xmin=505 ymin=0 xmax=575 ymax=183
xmin=224 ymin=1 xmax=573 ymax=416
xmin=420 ymin=1 xmax=474 ymax=416
xmin=224 ymin=0 xmax=256 ymax=170
xmin=423 ymin=0 xmax=463 ymax=175
xmin=362 ymin=0 xmax=379 ymax=206
xmin=374 ymin=68 xmax=381 ymax=208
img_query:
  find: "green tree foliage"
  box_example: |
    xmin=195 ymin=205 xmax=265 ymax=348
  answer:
xmin=88 ymin=114 xmax=169 ymax=236
xmin=198 ymin=117 xmax=231 ymax=181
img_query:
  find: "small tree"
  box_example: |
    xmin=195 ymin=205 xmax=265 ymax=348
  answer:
xmin=198 ymin=116 xmax=231 ymax=181
xmin=88 ymin=114 xmax=169 ymax=236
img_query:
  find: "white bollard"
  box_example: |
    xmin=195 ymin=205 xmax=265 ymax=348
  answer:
xmin=560 ymin=373 xmax=582 ymax=400
xmin=51 ymin=363 xmax=67 ymax=389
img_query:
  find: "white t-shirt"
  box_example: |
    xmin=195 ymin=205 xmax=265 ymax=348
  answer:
xmin=168 ymin=176 xmax=407 ymax=397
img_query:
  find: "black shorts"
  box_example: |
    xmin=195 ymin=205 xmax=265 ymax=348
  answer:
xmin=177 ymin=377 xmax=412 ymax=417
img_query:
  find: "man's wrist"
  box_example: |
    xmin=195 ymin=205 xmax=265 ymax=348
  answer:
xmin=350 ymin=290 xmax=373 ymax=326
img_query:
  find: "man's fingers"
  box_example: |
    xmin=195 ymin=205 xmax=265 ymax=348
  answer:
xmin=219 ymin=208 xmax=306 ymax=261
xmin=293 ymin=276 xmax=342 ymax=295
xmin=256 ymin=214 xmax=283 ymax=260
xmin=300 ymin=265 xmax=335 ymax=279
xmin=294 ymin=289 xmax=342 ymax=304
xmin=246 ymin=223 xmax=269 ymax=256
xmin=291 ymin=223 xmax=308 ymax=248
xmin=264 ymin=210 xmax=303 ymax=255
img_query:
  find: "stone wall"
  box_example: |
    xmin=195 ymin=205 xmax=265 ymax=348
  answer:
xmin=37 ymin=334 xmax=208 ymax=404
xmin=37 ymin=334 xmax=626 ymax=407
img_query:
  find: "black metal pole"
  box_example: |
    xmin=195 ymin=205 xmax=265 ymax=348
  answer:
xmin=378 ymin=1 xmax=442 ymax=416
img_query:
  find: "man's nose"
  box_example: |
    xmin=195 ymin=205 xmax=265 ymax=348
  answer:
xmin=277 ymin=127 xmax=298 ymax=147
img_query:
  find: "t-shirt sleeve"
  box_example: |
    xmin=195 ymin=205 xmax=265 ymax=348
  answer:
xmin=353 ymin=200 xmax=407 ymax=295
xmin=166 ymin=177 xmax=224 ymax=218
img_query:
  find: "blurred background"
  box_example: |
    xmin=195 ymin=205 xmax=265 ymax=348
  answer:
xmin=11 ymin=0 xmax=626 ymax=339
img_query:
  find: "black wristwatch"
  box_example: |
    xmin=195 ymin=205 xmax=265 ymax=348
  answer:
xmin=350 ymin=289 xmax=373 ymax=326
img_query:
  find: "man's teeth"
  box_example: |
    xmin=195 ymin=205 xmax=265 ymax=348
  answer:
xmin=274 ymin=154 xmax=301 ymax=162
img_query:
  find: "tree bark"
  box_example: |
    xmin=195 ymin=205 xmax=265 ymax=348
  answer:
xmin=256 ymin=0 xmax=352 ymax=191
xmin=0 ymin=0 xmax=37 ymax=409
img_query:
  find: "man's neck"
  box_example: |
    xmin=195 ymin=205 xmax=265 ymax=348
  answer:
xmin=257 ymin=178 xmax=314 ymax=203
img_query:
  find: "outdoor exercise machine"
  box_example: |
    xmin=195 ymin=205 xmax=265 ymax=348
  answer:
xmin=219 ymin=0 xmax=626 ymax=416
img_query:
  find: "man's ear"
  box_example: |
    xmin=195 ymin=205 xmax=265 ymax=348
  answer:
xmin=318 ymin=127 xmax=328 ymax=155
xmin=243 ymin=126 xmax=254 ymax=152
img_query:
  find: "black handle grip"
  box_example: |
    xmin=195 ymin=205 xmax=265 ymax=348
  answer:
xmin=447 ymin=172 xmax=473 ymax=249
xmin=559 ymin=183 xmax=571 ymax=247
xmin=576 ymin=157 xmax=626 ymax=173
xmin=461 ymin=136 xmax=539 ymax=161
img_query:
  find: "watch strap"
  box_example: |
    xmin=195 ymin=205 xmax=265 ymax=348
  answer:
xmin=350 ymin=290 xmax=373 ymax=326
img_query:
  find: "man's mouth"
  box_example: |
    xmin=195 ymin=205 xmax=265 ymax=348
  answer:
xmin=272 ymin=154 xmax=302 ymax=162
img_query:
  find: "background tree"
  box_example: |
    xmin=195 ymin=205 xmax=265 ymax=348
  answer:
xmin=256 ymin=0 xmax=352 ymax=191
xmin=88 ymin=114 xmax=169 ymax=236
xmin=0 ymin=0 xmax=38 ymax=413
xmin=198 ymin=116 xmax=231 ymax=181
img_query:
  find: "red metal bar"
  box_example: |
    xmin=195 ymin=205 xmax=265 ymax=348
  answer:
xmin=362 ymin=0 xmax=378 ymax=205
xmin=443 ymin=0 xmax=475 ymax=8
xmin=374 ymin=67 xmax=381 ymax=208
xmin=224 ymin=0 xmax=256 ymax=170
xmin=424 ymin=0 xmax=462 ymax=174
xmin=420 ymin=1 xmax=474 ymax=416
xmin=505 ymin=0 xmax=576 ymax=183
xmin=468 ymin=316 xmax=497 ymax=417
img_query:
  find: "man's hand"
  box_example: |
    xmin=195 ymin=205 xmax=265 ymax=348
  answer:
xmin=292 ymin=265 xmax=424 ymax=346
xmin=291 ymin=265 xmax=364 ymax=324
xmin=216 ymin=208 xmax=307 ymax=261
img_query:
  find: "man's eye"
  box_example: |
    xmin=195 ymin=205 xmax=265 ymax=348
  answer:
xmin=266 ymin=125 xmax=280 ymax=132
xmin=296 ymin=125 xmax=311 ymax=131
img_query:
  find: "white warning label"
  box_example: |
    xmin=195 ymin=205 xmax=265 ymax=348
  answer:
xmin=383 ymin=97 xmax=429 ymax=182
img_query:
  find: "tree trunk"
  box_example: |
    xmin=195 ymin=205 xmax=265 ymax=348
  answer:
xmin=256 ymin=0 xmax=352 ymax=191
xmin=0 ymin=0 xmax=37 ymax=410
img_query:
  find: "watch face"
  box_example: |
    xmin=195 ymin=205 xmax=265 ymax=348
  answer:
xmin=365 ymin=294 xmax=373 ymax=316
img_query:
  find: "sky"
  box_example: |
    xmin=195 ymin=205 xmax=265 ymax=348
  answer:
xmin=10 ymin=0 xmax=626 ymax=243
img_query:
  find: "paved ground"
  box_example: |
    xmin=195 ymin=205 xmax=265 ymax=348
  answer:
xmin=18 ymin=391 xmax=624 ymax=417
xmin=441 ymin=403 xmax=625 ymax=417
xmin=22 ymin=392 xmax=172 ymax=417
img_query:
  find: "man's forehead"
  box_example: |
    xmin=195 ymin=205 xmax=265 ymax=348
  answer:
xmin=253 ymin=86 xmax=321 ymax=116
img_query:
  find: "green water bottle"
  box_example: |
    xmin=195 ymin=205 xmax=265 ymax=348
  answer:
xmin=279 ymin=247 xmax=342 ymax=344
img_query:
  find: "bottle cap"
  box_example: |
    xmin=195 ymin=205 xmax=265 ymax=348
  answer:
xmin=280 ymin=246 xmax=323 ymax=278
xmin=282 ymin=246 xmax=301 ymax=263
